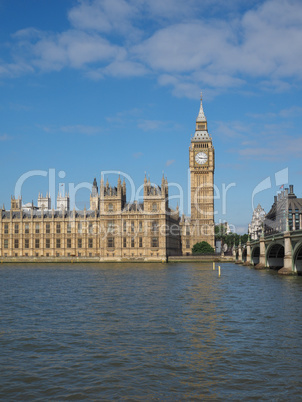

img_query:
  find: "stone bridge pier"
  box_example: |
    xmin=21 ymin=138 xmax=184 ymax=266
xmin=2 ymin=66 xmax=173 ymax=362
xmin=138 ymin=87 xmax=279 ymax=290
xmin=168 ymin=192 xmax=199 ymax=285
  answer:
xmin=238 ymin=230 xmax=302 ymax=275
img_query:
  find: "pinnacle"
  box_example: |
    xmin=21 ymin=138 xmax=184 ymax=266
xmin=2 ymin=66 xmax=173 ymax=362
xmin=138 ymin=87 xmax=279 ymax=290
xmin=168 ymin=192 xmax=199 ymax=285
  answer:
xmin=196 ymin=92 xmax=206 ymax=122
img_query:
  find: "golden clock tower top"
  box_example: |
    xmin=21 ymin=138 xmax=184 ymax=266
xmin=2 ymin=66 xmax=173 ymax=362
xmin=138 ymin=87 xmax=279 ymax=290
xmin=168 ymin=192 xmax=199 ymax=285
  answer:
xmin=192 ymin=92 xmax=210 ymax=141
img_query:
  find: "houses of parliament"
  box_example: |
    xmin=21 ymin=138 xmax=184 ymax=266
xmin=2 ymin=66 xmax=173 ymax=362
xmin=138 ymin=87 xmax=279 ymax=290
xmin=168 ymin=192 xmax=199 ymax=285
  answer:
xmin=0 ymin=95 xmax=215 ymax=261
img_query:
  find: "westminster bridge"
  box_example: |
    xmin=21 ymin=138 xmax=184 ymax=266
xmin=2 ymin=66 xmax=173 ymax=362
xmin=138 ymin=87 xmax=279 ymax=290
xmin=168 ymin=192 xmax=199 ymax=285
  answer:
xmin=234 ymin=229 xmax=302 ymax=274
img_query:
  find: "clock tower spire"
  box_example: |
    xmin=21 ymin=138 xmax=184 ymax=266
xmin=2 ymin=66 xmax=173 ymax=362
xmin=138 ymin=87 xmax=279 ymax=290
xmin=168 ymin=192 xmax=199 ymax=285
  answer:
xmin=197 ymin=91 xmax=206 ymax=123
xmin=189 ymin=92 xmax=215 ymax=249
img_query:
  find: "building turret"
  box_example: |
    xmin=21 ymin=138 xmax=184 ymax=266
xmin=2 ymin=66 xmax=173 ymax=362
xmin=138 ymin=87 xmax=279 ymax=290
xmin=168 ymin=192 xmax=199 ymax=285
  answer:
xmin=100 ymin=176 xmax=104 ymax=200
xmin=144 ymin=174 xmax=148 ymax=197
xmin=99 ymin=177 xmax=126 ymax=214
xmin=38 ymin=193 xmax=51 ymax=210
xmin=11 ymin=196 xmax=22 ymax=210
xmin=90 ymin=177 xmax=99 ymax=211
xmin=161 ymin=173 xmax=165 ymax=196
xmin=57 ymin=191 xmax=70 ymax=211
xmin=117 ymin=175 xmax=122 ymax=195
xmin=248 ymin=204 xmax=266 ymax=240
xmin=92 ymin=178 xmax=98 ymax=196
xmin=122 ymin=178 xmax=126 ymax=205
xmin=143 ymin=175 xmax=168 ymax=213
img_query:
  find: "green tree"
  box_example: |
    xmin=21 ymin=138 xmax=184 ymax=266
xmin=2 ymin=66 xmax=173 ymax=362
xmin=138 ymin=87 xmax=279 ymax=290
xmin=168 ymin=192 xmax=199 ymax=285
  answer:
xmin=192 ymin=241 xmax=215 ymax=255
xmin=214 ymin=225 xmax=248 ymax=251
xmin=240 ymin=234 xmax=248 ymax=244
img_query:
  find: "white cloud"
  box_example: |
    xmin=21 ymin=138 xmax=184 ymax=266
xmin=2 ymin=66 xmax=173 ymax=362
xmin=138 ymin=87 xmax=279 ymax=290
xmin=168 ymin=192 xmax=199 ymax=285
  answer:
xmin=106 ymin=108 xmax=143 ymax=124
xmin=280 ymin=106 xmax=302 ymax=118
xmin=1 ymin=0 xmax=302 ymax=95
xmin=134 ymin=0 xmax=302 ymax=94
xmin=68 ymin=0 xmax=136 ymax=34
xmin=166 ymin=159 xmax=175 ymax=166
xmin=239 ymin=135 xmax=302 ymax=161
xmin=32 ymin=30 xmax=125 ymax=71
xmin=214 ymin=121 xmax=249 ymax=140
xmin=134 ymin=22 xmax=232 ymax=74
xmin=102 ymin=60 xmax=148 ymax=77
xmin=0 ymin=134 xmax=12 ymax=141
xmin=41 ymin=125 xmax=103 ymax=135
xmin=136 ymin=118 xmax=181 ymax=131
xmin=60 ymin=125 xmax=103 ymax=135
xmin=248 ymin=105 xmax=302 ymax=120
xmin=137 ymin=119 xmax=167 ymax=131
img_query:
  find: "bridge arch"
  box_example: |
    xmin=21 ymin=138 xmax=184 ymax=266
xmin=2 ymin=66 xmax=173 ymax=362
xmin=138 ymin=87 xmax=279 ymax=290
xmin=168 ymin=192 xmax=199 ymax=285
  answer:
xmin=266 ymin=241 xmax=284 ymax=269
xmin=251 ymin=246 xmax=260 ymax=265
xmin=293 ymin=241 xmax=302 ymax=274
xmin=242 ymin=248 xmax=247 ymax=262
xmin=236 ymin=251 xmax=239 ymax=261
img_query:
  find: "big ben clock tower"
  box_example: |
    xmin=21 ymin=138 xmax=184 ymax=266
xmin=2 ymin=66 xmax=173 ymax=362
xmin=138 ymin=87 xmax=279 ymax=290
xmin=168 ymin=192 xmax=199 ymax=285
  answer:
xmin=189 ymin=92 xmax=215 ymax=249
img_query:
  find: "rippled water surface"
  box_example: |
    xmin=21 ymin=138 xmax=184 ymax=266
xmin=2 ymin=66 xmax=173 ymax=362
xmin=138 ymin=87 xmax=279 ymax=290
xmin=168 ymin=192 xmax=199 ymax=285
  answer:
xmin=0 ymin=262 xmax=302 ymax=400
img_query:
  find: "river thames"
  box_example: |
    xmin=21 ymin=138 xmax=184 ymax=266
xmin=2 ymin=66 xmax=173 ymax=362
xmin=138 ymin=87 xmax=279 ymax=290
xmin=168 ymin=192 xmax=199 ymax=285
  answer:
xmin=0 ymin=262 xmax=301 ymax=400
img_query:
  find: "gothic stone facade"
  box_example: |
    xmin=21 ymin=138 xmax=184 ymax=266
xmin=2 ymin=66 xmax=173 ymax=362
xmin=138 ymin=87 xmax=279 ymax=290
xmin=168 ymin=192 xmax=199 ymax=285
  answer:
xmin=264 ymin=185 xmax=302 ymax=235
xmin=0 ymin=95 xmax=215 ymax=261
xmin=248 ymin=204 xmax=266 ymax=240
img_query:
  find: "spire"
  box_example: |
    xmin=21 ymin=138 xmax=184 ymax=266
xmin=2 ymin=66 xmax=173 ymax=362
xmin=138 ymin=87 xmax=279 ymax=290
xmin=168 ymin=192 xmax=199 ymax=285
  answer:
xmin=192 ymin=91 xmax=210 ymax=141
xmin=161 ymin=173 xmax=165 ymax=195
xmin=161 ymin=173 xmax=165 ymax=187
xmin=92 ymin=177 xmax=98 ymax=197
xmin=197 ymin=91 xmax=206 ymax=122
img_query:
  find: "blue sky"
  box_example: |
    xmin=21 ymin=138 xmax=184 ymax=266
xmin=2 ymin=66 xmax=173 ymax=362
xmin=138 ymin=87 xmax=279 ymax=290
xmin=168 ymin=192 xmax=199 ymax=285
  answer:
xmin=0 ymin=0 xmax=302 ymax=234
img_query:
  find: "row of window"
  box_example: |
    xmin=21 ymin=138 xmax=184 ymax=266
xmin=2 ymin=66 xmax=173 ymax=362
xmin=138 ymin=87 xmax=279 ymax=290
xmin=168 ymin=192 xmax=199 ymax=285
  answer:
xmin=107 ymin=237 xmax=159 ymax=248
xmin=119 ymin=221 xmax=158 ymax=233
xmin=2 ymin=223 xmax=94 ymax=234
xmin=106 ymin=203 xmax=158 ymax=212
xmin=3 ymin=238 xmax=94 ymax=249
xmin=2 ymin=220 xmax=160 ymax=234
xmin=2 ymin=237 xmax=160 ymax=249
xmin=122 ymin=237 xmax=143 ymax=248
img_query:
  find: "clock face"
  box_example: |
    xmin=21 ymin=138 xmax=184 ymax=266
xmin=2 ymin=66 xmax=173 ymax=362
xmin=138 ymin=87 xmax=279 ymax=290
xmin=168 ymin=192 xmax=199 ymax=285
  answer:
xmin=195 ymin=151 xmax=208 ymax=165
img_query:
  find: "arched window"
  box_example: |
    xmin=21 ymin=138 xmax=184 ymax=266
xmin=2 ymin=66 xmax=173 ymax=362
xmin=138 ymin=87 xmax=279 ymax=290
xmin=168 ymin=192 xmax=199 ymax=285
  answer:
xmin=152 ymin=203 xmax=157 ymax=212
xmin=108 ymin=203 xmax=113 ymax=212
